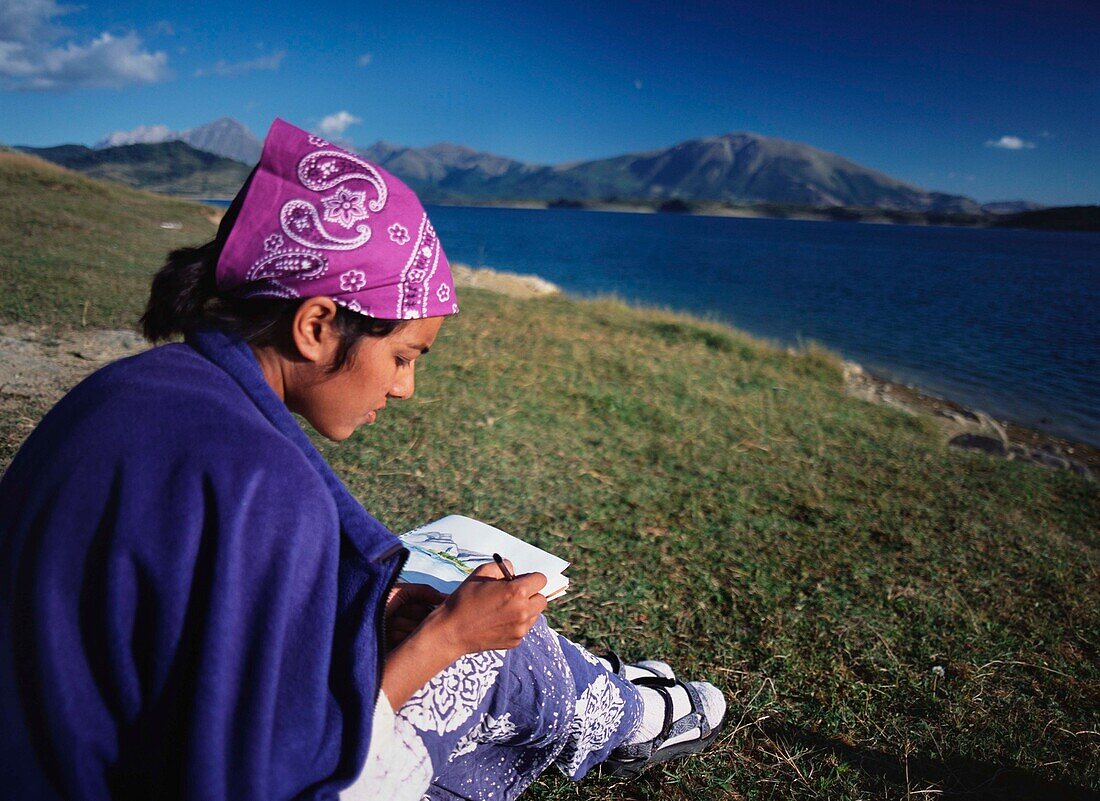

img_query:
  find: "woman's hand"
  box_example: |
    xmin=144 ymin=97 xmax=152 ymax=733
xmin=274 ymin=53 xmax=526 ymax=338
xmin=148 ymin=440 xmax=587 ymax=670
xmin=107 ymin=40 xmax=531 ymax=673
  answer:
xmin=385 ymin=583 xmax=447 ymax=651
xmin=428 ymin=560 xmax=549 ymax=654
xmin=381 ymin=560 xmax=548 ymax=709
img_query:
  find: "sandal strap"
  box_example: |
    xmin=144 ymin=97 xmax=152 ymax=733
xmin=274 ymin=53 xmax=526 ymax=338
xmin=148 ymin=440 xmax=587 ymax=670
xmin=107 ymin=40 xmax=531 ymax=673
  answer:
xmin=604 ymin=650 xmax=673 ymax=684
xmin=611 ymin=678 xmax=710 ymax=761
xmin=604 ymin=649 xmax=627 ymax=679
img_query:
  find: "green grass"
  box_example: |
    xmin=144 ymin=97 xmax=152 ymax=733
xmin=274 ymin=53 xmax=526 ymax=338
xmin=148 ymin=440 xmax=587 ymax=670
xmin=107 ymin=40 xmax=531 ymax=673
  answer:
xmin=2 ymin=155 xmax=1098 ymax=800
xmin=0 ymin=150 xmax=219 ymax=329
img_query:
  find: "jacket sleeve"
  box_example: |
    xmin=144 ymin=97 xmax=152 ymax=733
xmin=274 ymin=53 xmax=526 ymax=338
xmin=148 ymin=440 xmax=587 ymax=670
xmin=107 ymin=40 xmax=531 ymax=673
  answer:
xmin=5 ymin=436 xmax=352 ymax=800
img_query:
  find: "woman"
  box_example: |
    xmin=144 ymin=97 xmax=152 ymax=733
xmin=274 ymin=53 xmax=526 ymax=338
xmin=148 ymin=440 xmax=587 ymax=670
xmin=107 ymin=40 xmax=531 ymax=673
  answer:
xmin=0 ymin=120 xmax=725 ymax=800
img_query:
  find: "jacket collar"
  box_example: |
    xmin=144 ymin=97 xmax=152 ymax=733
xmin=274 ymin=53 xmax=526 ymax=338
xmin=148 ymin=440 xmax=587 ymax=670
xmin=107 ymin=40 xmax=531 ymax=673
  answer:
xmin=185 ymin=326 xmax=403 ymax=564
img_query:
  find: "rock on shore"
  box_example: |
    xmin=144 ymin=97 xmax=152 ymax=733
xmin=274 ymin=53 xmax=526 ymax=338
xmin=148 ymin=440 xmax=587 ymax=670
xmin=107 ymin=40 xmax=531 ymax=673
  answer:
xmin=450 ymin=263 xmax=560 ymax=298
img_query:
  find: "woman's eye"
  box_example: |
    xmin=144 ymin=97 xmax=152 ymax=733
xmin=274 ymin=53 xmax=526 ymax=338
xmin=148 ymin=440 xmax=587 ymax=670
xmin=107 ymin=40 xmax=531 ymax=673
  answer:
xmin=396 ymin=355 xmax=411 ymax=368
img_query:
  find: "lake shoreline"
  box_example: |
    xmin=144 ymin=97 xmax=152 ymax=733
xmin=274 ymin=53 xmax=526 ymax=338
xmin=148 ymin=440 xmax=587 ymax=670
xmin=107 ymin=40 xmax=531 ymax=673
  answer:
xmin=186 ymin=196 xmax=1099 ymax=232
xmin=424 ymin=198 xmax=1100 ymax=232
xmin=842 ymin=360 xmax=1097 ymax=475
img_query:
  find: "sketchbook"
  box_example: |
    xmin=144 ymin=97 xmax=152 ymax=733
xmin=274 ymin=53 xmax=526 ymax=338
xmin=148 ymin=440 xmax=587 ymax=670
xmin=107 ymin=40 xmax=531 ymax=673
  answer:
xmin=399 ymin=515 xmax=570 ymax=600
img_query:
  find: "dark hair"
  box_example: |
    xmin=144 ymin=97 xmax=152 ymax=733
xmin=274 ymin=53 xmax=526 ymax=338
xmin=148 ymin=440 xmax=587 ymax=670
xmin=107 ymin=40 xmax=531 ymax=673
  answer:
xmin=140 ymin=171 xmax=402 ymax=372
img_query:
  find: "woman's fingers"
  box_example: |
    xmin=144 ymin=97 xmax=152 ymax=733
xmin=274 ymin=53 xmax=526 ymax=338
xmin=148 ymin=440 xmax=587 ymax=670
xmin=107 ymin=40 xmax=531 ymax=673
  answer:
xmin=512 ymin=571 xmax=548 ymax=596
xmin=433 ymin=565 xmax=552 ymax=654
xmin=467 ymin=564 xmax=548 ymax=597
xmin=470 ymin=558 xmax=514 ymax=581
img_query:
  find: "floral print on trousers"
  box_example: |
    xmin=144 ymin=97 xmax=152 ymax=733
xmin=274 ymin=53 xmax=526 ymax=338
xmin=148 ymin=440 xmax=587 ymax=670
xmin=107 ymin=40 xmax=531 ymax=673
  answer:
xmin=397 ymin=617 xmax=643 ymax=801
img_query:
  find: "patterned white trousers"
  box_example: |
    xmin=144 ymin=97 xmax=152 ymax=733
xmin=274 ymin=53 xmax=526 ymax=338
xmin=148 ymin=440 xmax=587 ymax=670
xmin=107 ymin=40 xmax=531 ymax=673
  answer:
xmin=388 ymin=617 xmax=643 ymax=801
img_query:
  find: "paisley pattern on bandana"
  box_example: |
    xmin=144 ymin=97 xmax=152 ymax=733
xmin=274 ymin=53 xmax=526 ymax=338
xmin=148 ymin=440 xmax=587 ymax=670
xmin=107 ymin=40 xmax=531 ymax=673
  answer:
xmin=241 ymin=249 xmax=327 ymax=298
xmin=298 ymin=149 xmax=388 ymax=210
xmin=396 ymin=215 xmax=442 ymax=319
xmin=388 ymin=223 xmax=410 ymax=244
xmin=280 ymin=200 xmax=371 ymax=251
xmin=321 ymin=187 xmax=369 ymax=228
xmin=215 ymin=118 xmax=458 ymax=320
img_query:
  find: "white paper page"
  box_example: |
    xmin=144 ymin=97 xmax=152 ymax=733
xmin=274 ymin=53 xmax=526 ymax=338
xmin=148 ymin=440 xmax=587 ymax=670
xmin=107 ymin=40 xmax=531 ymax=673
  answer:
xmin=399 ymin=515 xmax=569 ymax=597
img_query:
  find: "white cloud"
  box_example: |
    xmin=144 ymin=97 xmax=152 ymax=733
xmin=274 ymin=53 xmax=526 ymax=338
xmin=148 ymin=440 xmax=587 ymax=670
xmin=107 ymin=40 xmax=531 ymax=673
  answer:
xmin=0 ymin=0 xmax=168 ymax=90
xmin=1038 ymin=130 xmax=1053 ymax=139
xmin=357 ymin=52 xmax=372 ymax=66
xmin=0 ymin=0 xmax=68 ymax=44
xmin=96 ymin=123 xmax=171 ymax=148
xmin=984 ymin=135 xmax=1036 ymax=151
xmin=318 ymin=110 xmax=361 ymax=137
xmin=633 ymin=79 xmax=643 ymax=90
xmin=195 ymin=50 xmax=284 ymax=77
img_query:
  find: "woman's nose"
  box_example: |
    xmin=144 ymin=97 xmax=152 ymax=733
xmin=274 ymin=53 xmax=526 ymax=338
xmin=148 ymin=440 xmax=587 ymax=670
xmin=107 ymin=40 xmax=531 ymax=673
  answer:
xmin=391 ymin=367 xmax=415 ymax=399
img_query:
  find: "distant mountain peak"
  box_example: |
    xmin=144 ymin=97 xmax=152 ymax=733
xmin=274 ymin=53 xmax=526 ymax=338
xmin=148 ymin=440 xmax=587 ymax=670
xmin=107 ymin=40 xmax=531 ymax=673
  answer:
xmin=94 ymin=117 xmax=261 ymax=165
xmin=197 ymin=116 xmax=239 ymax=126
xmin=179 ymin=118 xmax=261 ymax=164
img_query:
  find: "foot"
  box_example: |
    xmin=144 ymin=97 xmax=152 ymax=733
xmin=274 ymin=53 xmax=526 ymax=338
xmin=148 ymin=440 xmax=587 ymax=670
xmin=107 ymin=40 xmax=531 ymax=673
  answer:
xmin=602 ymin=676 xmax=727 ymax=777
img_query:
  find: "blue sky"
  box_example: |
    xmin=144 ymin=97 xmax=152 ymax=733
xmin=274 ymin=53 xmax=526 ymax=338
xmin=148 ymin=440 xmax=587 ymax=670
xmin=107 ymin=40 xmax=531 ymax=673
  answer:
xmin=1 ymin=0 xmax=1097 ymax=204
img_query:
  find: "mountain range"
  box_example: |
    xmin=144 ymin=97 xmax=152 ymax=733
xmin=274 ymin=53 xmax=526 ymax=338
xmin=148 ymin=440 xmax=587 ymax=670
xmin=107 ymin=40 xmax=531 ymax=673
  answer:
xmin=361 ymin=134 xmax=991 ymax=213
xmin=27 ymin=117 xmax=1040 ymax=215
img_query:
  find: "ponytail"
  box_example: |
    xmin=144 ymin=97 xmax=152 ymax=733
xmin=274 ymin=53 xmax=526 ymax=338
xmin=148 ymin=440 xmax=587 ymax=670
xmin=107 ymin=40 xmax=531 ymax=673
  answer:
xmin=139 ymin=241 xmax=219 ymax=342
xmin=140 ymin=166 xmax=252 ymax=343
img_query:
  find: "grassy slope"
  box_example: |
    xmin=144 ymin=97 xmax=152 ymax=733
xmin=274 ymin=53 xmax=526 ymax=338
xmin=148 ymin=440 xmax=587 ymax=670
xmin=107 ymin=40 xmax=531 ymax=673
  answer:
xmin=1 ymin=154 xmax=1097 ymax=799
xmin=0 ymin=151 xmax=220 ymax=328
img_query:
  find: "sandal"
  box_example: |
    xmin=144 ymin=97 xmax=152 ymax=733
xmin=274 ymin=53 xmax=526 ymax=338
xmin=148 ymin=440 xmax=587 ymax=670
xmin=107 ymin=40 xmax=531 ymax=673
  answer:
xmin=601 ymin=676 xmax=727 ymax=778
xmin=603 ymin=649 xmax=675 ymax=682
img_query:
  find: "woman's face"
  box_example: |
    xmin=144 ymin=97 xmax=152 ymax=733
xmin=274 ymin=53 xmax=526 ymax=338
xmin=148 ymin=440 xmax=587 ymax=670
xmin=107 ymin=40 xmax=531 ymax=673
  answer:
xmin=291 ymin=316 xmax=444 ymax=441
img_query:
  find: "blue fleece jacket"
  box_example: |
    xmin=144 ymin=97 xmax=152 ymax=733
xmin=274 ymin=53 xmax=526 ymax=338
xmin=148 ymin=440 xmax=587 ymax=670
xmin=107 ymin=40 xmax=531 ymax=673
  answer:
xmin=0 ymin=327 xmax=405 ymax=800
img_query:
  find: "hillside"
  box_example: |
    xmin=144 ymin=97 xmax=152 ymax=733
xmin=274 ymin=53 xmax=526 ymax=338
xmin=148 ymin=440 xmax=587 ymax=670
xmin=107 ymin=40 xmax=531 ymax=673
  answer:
xmin=0 ymin=150 xmax=219 ymax=326
xmin=1 ymin=152 xmax=1097 ymax=800
xmin=15 ymin=140 xmax=251 ymax=197
xmin=995 ymin=204 xmax=1100 ymax=232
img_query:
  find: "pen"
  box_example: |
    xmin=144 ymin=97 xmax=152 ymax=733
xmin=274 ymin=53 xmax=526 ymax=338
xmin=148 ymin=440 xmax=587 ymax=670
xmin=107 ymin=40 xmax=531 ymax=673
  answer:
xmin=492 ymin=552 xmax=516 ymax=581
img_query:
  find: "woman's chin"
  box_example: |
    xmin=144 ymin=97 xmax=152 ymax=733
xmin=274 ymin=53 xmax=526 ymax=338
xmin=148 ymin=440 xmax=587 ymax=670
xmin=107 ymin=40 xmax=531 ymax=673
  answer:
xmin=314 ymin=421 xmax=356 ymax=443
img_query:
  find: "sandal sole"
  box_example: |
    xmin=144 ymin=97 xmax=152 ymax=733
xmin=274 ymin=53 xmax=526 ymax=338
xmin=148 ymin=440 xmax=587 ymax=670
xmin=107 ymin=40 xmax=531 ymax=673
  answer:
xmin=599 ymin=713 xmax=728 ymax=778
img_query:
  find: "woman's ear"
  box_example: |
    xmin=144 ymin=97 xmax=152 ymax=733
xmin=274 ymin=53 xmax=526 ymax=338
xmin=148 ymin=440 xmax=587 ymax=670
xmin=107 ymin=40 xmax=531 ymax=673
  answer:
xmin=289 ymin=297 xmax=341 ymax=365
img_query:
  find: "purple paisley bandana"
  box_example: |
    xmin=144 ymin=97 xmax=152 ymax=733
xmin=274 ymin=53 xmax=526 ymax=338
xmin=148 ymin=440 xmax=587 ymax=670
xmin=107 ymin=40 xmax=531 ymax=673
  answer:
xmin=215 ymin=118 xmax=458 ymax=320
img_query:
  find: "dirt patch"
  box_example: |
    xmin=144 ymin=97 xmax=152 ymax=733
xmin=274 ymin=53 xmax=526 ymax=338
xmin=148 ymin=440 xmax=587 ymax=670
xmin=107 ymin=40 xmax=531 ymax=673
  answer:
xmin=0 ymin=324 xmax=148 ymax=404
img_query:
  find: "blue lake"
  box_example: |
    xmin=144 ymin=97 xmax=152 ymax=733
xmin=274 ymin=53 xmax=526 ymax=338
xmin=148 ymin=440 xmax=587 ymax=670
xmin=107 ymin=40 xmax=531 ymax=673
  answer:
xmin=425 ymin=206 xmax=1100 ymax=448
